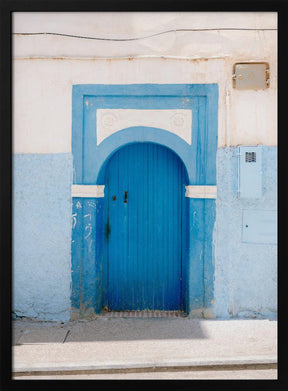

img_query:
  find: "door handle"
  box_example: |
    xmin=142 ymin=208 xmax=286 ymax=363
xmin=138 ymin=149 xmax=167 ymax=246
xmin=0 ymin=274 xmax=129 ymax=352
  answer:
xmin=105 ymin=219 xmax=111 ymax=239
xmin=124 ymin=191 xmax=128 ymax=203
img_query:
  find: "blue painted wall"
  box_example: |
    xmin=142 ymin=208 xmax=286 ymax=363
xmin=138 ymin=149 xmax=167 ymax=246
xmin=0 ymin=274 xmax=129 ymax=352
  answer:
xmin=71 ymin=197 xmax=105 ymax=317
xmin=214 ymin=146 xmax=277 ymax=319
xmin=13 ymin=153 xmax=73 ymax=321
xmin=188 ymin=198 xmax=216 ymax=315
xmin=12 ymin=147 xmax=277 ymax=320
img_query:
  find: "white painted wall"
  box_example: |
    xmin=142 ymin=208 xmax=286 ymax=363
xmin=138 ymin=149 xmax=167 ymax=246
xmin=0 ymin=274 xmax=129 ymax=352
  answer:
xmin=13 ymin=12 xmax=277 ymax=153
xmin=13 ymin=12 xmax=277 ymax=36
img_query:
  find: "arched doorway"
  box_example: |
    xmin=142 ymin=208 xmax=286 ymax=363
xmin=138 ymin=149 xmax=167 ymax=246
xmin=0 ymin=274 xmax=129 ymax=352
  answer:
xmin=102 ymin=142 xmax=188 ymax=312
xmin=71 ymin=83 xmax=218 ymax=319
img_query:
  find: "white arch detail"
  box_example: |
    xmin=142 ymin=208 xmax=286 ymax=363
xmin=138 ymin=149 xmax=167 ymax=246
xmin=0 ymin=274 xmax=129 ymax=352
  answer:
xmin=96 ymin=109 xmax=192 ymax=145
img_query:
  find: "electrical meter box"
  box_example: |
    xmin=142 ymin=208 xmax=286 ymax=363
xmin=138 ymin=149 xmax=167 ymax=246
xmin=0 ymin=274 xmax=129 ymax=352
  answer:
xmin=242 ymin=209 xmax=277 ymax=244
xmin=233 ymin=63 xmax=269 ymax=90
xmin=238 ymin=146 xmax=262 ymax=198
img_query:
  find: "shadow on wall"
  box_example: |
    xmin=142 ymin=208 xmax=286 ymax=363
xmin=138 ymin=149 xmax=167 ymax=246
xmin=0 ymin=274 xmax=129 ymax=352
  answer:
xmin=13 ymin=317 xmax=207 ymax=344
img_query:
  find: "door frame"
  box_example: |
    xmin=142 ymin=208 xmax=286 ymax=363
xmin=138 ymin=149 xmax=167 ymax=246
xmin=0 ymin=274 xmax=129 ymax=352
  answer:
xmin=71 ymin=84 xmax=218 ymax=319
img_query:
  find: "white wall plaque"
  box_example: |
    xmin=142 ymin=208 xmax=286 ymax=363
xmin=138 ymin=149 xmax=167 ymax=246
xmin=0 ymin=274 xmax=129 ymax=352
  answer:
xmin=96 ymin=109 xmax=192 ymax=145
xmin=72 ymin=185 xmax=105 ymax=198
xmin=185 ymin=185 xmax=217 ymax=198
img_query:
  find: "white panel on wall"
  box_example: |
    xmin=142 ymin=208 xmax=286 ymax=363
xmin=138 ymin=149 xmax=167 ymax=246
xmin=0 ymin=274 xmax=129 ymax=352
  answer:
xmin=96 ymin=109 xmax=192 ymax=145
xmin=242 ymin=209 xmax=277 ymax=244
xmin=238 ymin=146 xmax=262 ymax=198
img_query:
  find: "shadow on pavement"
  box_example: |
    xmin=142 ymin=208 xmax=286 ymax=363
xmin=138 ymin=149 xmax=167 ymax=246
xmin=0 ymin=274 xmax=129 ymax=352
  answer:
xmin=13 ymin=316 xmax=208 ymax=344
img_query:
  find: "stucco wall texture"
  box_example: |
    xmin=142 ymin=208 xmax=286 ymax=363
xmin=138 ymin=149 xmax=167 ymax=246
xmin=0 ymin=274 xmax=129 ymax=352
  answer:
xmin=214 ymin=146 xmax=277 ymax=319
xmin=13 ymin=154 xmax=73 ymax=321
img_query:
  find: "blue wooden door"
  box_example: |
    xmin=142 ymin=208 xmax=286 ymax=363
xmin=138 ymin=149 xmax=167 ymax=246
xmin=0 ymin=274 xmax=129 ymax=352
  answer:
xmin=104 ymin=142 xmax=188 ymax=311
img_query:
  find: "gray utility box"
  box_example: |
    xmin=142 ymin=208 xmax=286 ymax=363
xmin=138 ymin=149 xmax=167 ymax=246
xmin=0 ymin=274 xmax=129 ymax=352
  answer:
xmin=233 ymin=63 xmax=269 ymax=90
xmin=238 ymin=146 xmax=262 ymax=199
xmin=242 ymin=209 xmax=277 ymax=244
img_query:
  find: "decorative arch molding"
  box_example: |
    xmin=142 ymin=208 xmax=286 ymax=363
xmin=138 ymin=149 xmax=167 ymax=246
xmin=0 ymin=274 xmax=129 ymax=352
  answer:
xmin=72 ymin=83 xmax=218 ymax=186
xmin=95 ymin=127 xmax=192 ymax=184
xmin=96 ymin=109 xmax=192 ymax=145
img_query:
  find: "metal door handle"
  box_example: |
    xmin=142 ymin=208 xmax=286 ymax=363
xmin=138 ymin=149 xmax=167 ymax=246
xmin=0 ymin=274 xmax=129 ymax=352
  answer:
xmin=124 ymin=191 xmax=128 ymax=203
xmin=105 ymin=220 xmax=111 ymax=239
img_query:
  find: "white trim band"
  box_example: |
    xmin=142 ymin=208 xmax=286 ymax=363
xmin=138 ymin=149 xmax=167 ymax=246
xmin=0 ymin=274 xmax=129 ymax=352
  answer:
xmin=71 ymin=185 xmax=216 ymax=198
xmin=72 ymin=185 xmax=105 ymax=198
xmin=185 ymin=185 xmax=217 ymax=198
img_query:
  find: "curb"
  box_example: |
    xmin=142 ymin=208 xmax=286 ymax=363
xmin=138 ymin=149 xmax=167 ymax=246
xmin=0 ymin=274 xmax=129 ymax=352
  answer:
xmin=13 ymin=357 xmax=277 ymax=376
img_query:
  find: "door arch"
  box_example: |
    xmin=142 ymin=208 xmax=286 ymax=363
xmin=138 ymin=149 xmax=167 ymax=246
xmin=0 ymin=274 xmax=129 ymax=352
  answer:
xmin=103 ymin=142 xmax=188 ymax=312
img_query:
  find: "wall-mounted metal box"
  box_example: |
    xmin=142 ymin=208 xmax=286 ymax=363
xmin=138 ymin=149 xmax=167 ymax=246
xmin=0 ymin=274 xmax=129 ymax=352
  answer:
xmin=238 ymin=146 xmax=262 ymax=198
xmin=242 ymin=209 xmax=277 ymax=244
xmin=233 ymin=62 xmax=269 ymax=90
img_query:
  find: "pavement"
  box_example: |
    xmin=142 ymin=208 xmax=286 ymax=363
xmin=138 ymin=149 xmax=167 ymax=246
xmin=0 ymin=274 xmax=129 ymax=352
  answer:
xmin=12 ymin=314 xmax=277 ymax=379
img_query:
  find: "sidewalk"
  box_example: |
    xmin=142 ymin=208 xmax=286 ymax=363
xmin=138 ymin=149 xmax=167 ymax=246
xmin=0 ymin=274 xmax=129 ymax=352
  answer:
xmin=12 ymin=315 xmax=277 ymax=377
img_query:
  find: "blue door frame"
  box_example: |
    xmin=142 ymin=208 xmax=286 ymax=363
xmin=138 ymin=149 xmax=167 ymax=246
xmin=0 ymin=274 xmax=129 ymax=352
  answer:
xmin=71 ymin=84 xmax=218 ymax=318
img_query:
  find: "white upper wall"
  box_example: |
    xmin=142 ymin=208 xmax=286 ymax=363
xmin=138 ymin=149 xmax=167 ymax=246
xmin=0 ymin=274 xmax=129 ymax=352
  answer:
xmin=13 ymin=12 xmax=277 ymax=37
xmin=13 ymin=12 xmax=277 ymax=59
xmin=12 ymin=12 xmax=277 ymax=153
